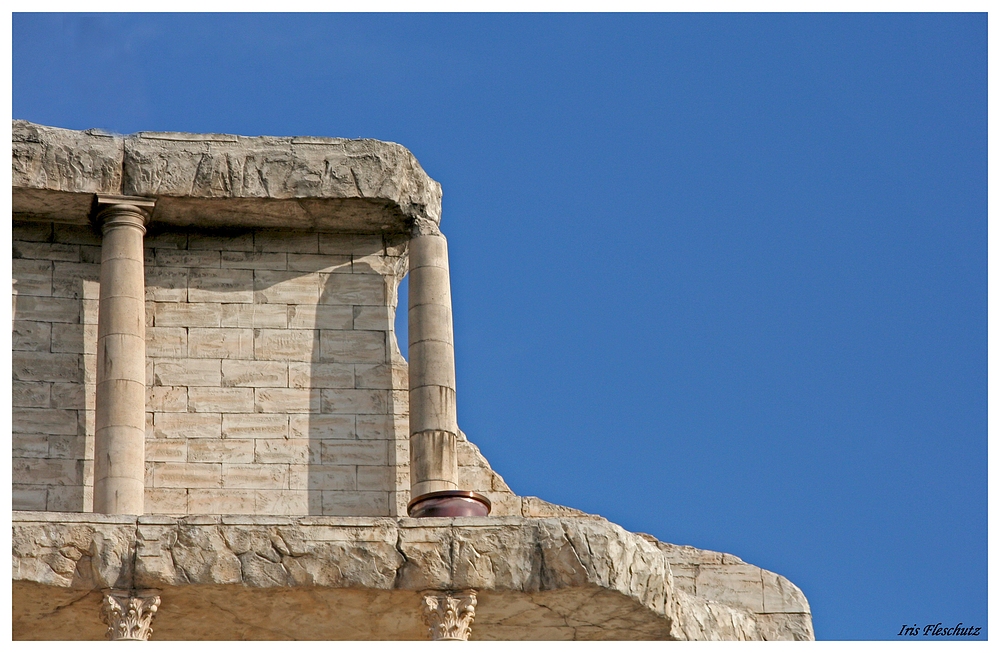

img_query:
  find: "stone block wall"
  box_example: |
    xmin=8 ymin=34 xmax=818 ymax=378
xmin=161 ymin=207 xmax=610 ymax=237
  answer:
xmin=13 ymin=220 xmax=415 ymax=516
xmin=13 ymin=221 xmax=102 ymax=512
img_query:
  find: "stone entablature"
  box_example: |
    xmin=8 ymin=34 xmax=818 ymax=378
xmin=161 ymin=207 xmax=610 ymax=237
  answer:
xmin=13 ymin=120 xmax=442 ymax=230
xmin=13 ymin=511 xmax=813 ymax=640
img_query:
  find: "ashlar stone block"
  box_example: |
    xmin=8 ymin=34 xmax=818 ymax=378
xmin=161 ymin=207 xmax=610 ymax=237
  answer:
xmin=319 ymin=330 xmax=386 ymax=364
xmin=321 ymin=389 xmax=389 ymax=415
xmin=220 ymin=303 xmax=287 ymax=328
xmin=222 ymin=413 xmax=289 ymax=440
xmin=254 ymin=271 xmax=320 ymax=305
xmin=51 ymin=262 xmax=100 ymax=299
xmin=321 ymin=440 xmax=387 ymax=466
xmin=318 ymin=274 xmax=386 ymax=306
xmin=12 ymin=321 xmax=52 ymax=352
xmin=189 ymin=232 xmax=254 ymax=252
xmin=14 ymin=407 xmax=78 ymax=435
xmin=14 ymin=296 xmax=81 ymax=323
xmin=289 ymin=414 xmax=355 ymax=440
xmin=187 ymin=387 xmax=254 ymax=413
xmin=286 ymin=253 xmax=351 ymax=274
xmin=145 ymin=439 xmax=188 ymax=462
xmin=254 ymin=329 xmax=318 ymax=361
xmin=188 ymin=328 xmax=254 ymax=359
xmin=287 ymin=304 xmax=353 ymax=329
xmin=289 ymin=464 xmax=355 ymax=491
xmin=187 ymin=488 xmax=256 ymax=513
xmin=146 ymin=327 xmax=187 ymax=358
xmin=222 ymin=464 xmax=288 ymax=488
xmin=221 ymin=251 xmax=287 ymax=270
xmin=221 ymin=360 xmax=288 ymax=388
xmin=153 ymin=413 xmax=222 ymax=439
xmin=188 ymin=268 xmax=254 ymax=303
xmin=255 ymin=388 xmax=321 ymax=413
xmin=13 ymin=241 xmax=81 ymax=262
xmin=145 ymin=267 xmax=189 ymax=302
xmin=155 ymin=250 xmax=221 ymax=268
xmin=255 ymin=439 xmax=311 ymax=465
xmin=188 ymin=439 xmax=255 ymax=464
xmin=288 ymin=362 xmax=353 ymax=389
xmin=13 ymin=381 xmax=51 ymax=408
xmin=154 ymin=302 xmax=222 ymax=328
xmin=255 ymin=230 xmax=319 ymax=254
xmin=152 ymin=462 xmax=223 ymax=489
xmin=12 ymin=258 xmax=52 ymax=296
xmin=146 ymin=386 xmax=188 ymax=412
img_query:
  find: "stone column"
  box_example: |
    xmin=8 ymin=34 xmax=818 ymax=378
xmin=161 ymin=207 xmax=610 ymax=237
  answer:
xmin=101 ymin=590 xmax=161 ymax=641
xmin=92 ymin=196 xmax=154 ymax=516
xmin=421 ymin=590 xmax=477 ymax=641
xmin=406 ymin=224 xmax=489 ymax=517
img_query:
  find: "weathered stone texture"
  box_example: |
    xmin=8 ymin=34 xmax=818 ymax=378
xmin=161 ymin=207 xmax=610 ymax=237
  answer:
xmin=12 ymin=512 xmax=812 ymax=640
xmin=639 ymin=535 xmax=814 ymax=640
xmin=12 ymin=122 xmax=123 ymax=193
xmin=13 ymin=121 xmax=442 ymax=230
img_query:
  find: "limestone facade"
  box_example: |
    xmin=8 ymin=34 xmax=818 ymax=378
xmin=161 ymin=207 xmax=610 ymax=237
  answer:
xmin=11 ymin=120 xmax=814 ymax=640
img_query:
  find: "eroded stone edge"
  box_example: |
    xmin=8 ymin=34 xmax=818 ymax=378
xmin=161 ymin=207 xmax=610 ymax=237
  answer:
xmin=12 ymin=120 xmax=442 ymax=225
xmin=12 ymin=512 xmax=812 ymax=640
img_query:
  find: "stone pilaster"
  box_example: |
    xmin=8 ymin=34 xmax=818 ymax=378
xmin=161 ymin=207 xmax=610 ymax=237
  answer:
xmin=93 ymin=196 xmax=154 ymax=515
xmin=100 ymin=590 xmax=161 ymax=641
xmin=421 ymin=590 xmax=477 ymax=641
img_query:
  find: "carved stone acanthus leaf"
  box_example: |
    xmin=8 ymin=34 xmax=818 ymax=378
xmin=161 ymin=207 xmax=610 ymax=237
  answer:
xmin=421 ymin=590 xmax=478 ymax=641
xmin=101 ymin=590 xmax=161 ymax=641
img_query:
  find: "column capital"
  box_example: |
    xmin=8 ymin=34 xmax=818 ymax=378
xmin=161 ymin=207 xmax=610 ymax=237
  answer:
xmin=93 ymin=194 xmax=155 ymax=233
xmin=100 ymin=590 xmax=161 ymax=641
xmin=421 ymin=589 xmax=478 ymax=641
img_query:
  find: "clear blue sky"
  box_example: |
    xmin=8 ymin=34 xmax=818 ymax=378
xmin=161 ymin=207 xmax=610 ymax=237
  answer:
xmin=12 ymin=13 xmax=986 ymax=641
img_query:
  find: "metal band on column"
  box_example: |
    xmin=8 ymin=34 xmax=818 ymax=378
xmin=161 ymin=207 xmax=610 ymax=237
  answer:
xmin=407 ymin=224 xmax=489 ymax=517
xmin=92 ymin=196 xmax=154 ymax=515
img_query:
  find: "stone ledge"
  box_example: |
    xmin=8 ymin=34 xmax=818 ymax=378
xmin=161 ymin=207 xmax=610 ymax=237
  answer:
xmin=12 ymin=511 xmax=813 ymax=640
xmin=12 ymin=121 xmax=442 ymax=231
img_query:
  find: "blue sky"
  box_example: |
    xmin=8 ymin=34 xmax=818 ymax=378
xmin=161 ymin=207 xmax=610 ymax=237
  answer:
xmin=12 ymin=13 xmax=987 ymax=640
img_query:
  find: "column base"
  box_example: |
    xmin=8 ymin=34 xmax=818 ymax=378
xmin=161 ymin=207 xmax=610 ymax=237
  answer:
xmin=408 ymin=491 xmax=491 ymax=517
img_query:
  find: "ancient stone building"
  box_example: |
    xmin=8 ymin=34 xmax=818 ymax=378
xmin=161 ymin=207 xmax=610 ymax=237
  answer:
xmin=12 ymin=120 xmax=815 ymax=640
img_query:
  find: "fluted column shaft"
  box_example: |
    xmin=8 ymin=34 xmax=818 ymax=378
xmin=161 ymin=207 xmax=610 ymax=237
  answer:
xmin=93 ymin=198 xmax=153 ymax=515
xmin=408 ymin=231 xmax=460 ymax=499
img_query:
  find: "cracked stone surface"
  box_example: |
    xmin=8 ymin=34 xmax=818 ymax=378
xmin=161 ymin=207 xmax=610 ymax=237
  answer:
xmin=11 ymin=120 xmax=814 ymax=641
xmin=12 ymin=120 xmax=442 ymax=231
xmin=13 ymin=511 xmax=812 ymax=640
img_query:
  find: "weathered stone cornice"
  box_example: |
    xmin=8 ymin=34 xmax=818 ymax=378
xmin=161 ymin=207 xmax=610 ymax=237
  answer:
xmin=13 ymin=511 xmax=813 ymax=640
xmin=12 ymin=120 xmax=443 ymax=232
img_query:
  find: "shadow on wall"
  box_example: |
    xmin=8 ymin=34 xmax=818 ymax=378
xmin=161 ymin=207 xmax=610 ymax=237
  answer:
xmin=308 ymin=241 xmax=410 ymax=516
xmin=12 ymin=221 xmax=102 ymax=513
xmin=138 ymin=224 xmax=412 ymax=517
xmin=13 ymin=222 xmax=412 ymax=517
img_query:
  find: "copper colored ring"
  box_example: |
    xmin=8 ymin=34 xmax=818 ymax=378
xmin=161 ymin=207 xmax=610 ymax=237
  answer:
xmin=407 ymin=490 xmax=492 ymax=517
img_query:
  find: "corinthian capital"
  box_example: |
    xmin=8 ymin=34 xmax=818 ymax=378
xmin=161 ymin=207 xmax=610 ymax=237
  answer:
xmin=421 ymin=589 xmax=478 ymax=641
xmin=101 ymin=590 xmax=161 ymax=641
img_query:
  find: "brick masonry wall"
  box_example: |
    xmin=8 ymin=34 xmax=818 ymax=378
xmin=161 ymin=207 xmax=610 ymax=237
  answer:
xmin=13 ymin=221 xmax=413 ymax=516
